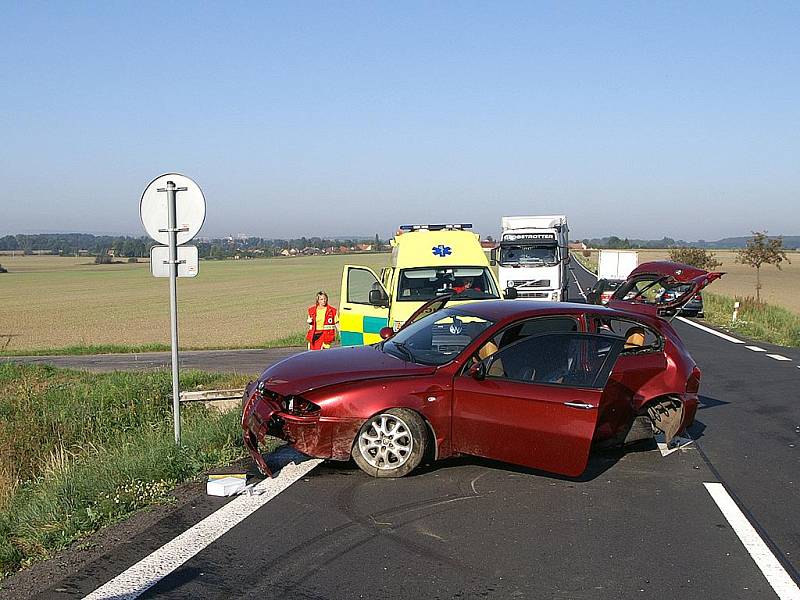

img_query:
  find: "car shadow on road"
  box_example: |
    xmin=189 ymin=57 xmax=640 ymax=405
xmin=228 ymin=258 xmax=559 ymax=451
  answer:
xmin=409 ymin=440 xmax=658 ymax=483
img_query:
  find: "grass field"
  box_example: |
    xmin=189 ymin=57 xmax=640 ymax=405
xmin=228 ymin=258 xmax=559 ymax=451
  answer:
xmin=0 ymin=254 xmax=386 ymax=353
xmin=1 ymin=250 xmax=798 ymax=354
xmin=0 ymin=363 xmax=271 ymax=577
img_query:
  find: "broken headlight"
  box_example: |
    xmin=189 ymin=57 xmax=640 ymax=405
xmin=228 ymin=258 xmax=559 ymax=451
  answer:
xmin=281 ymin=396 xmax=321 ymax=415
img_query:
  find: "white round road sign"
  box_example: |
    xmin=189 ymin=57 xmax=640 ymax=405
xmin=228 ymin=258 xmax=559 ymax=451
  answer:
xmin=140 ymin=173 xmax=206 ymax=245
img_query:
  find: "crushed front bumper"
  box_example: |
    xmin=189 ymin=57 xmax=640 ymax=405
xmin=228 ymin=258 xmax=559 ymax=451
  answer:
xmin=241 ymin=383 xmax=347 ymax=477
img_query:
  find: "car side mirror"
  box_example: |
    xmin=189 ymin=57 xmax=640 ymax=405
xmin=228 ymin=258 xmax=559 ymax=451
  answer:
xmin=489 ymin=247 xmax=498 ymax=266
xmin=467 ymin=360 xmax=487 ymax=380
xmin=503 ymin=287 xmax=518 ymax=300
xmin=369 ymin=289 xmax=388 ymax=306
xmin=379 ymin=326 xmax=394 ymax=340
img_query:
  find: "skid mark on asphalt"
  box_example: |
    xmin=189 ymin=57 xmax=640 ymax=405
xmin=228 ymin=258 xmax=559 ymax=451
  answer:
xmin=704 ymin=483 xmax=800 ymax=600
xmin=249 ymin=473 xmax=488 ymax=597
xmin=83 ymin=448 xmax=321 ymax=600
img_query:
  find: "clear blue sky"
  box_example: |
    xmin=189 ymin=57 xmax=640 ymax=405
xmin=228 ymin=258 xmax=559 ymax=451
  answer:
xmin=1 ymin=1 xmax=798 ymax=241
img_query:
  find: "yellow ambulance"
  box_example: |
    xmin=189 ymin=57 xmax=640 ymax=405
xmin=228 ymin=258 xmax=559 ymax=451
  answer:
xmin=339 ymin=224 xmax=505 ymax=346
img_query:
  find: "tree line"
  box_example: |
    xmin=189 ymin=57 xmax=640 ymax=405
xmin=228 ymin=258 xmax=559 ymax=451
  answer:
xmin=0 ymin=233 xmax=385 ymax=259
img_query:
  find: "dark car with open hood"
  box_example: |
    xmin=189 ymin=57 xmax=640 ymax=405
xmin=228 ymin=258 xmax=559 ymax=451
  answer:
xmin=243 ymin=261 xmax=721 ymax=478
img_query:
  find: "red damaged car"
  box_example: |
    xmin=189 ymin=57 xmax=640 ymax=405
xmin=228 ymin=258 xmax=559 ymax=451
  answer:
xmin=243 ymin=262 xmax=721 ymax=478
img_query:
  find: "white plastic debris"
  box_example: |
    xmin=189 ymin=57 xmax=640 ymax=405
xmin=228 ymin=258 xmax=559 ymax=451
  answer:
xmin=206 ymin=476 xmax=247 ymax=496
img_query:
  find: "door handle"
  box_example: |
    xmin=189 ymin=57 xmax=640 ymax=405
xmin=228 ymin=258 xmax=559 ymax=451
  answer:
xmin=342 ymin=307 xmax=352 ymax=311
xmin=563 ymin=402 xmax=596 ymax=409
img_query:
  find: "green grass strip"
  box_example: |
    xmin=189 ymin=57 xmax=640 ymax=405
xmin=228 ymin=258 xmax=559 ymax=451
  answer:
xmin=0 ymin=332 xmax=308 ymax=357
xmin=701 ymin=292 xmax=800 ymax=347
xmin=0 ymin=364 xmax=278 ymax=578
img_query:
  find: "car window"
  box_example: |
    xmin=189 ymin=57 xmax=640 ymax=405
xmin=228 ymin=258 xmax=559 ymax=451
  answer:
xmin=384 ymin=308 xmax=495 ymax=365
xmin=348 ymin=268 xmax=382 ymax=304
xmin=397 ymin=267 xmax=500 ymax=302
xmin=590 ymin=316 xmax=661 ymax=353
xmin=484 ymin=333 xmax=623 ymax=389
xmin=469 ymin=316 xmax=579 ymax=370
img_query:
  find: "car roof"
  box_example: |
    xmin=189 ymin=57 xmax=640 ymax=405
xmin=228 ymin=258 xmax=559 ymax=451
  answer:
xmin=450 ymin=299 xmax=661 ymax=326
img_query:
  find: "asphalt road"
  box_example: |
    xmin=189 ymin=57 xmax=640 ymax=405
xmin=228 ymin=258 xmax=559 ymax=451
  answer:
xmin=1 ymin=347 xmax=300 ymax=374
xmin=6 ymin=264 xmax=800 ymax=599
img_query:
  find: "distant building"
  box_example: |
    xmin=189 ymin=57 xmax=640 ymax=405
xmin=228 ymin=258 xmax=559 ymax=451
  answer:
xmin=568 ymin=241 xmax=587 ymax=250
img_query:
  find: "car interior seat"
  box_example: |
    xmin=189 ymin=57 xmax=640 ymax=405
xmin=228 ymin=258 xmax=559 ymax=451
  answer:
xmin=624 ymin=326 xmax=646 ymax=349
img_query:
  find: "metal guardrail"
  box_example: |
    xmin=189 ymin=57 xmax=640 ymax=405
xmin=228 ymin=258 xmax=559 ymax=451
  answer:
xmin=179 ymin=388 xmax=245 ymax=403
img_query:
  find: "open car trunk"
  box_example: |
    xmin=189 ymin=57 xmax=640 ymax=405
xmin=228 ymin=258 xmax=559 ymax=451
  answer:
xmin=606 ymin=261 xmax=723 ymax=317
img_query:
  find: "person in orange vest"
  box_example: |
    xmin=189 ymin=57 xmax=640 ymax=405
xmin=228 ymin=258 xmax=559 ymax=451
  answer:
xmin=306 ymin=291 xmax=338 ymax=350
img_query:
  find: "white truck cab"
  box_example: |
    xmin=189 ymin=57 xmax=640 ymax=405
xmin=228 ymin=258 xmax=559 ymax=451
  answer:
xmin=493 ymin=215 xmax=569 ymax=301
xmin=339 ymin=224 xmax=504 ymax=346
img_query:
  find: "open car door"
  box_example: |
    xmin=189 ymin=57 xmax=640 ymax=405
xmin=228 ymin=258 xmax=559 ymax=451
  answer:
xmin=606 ymin=261 xmax=722 ymax=316
xmin=339 ymin=265 xmax=391 ymax=346
xmin=453 ymin=333 xmax=625 ymax=477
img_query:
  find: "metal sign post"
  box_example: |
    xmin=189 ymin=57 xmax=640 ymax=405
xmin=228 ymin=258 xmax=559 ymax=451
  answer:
xmin=140 ymin=173 xmax=206 ymax=445
xmin=160 ymin=180 xmax=187 ymax=444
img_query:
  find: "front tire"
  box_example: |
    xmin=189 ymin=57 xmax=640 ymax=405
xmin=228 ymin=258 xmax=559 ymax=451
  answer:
xmin=352 ymin=409 xmax=428 ymax=478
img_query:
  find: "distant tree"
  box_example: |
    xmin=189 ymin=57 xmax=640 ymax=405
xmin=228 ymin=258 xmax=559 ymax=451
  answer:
xmin=0 ymin=264 xmax=7 ymax=274
xmin=736 ymin=231 xmax=791 ymax=301
xmin=94 ymin=252 xmax=113 ymax=265
xmin=668 ymin=247 xmax=722 ymax=270
xmin=374 ymin=233 xmax=381 ymax=250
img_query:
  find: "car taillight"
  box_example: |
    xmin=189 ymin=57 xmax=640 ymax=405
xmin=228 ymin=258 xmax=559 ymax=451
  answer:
xmin=281 ymin=396 xmax=320 ymax=415
xmin=694 ymin=295 xmax=702 ymax=301
xmin=600 ymin=291 xmax=613 ymax=304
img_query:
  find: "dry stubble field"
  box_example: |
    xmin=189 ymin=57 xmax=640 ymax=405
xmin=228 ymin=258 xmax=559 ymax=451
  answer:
xmin=0 ymin=254 xmax=386 ymax=352
xmin=1 ymin=249 xmax=798 ymax=354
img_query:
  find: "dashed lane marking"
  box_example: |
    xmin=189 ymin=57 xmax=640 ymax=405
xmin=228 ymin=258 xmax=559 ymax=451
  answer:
xmin=675 ymin=316 xmax=745 ymax=344
xmin=704 ymin=483 xmax=800 ymax=600
xmin=84 ymin=449 xmax=322 ymax=600
xmin=767 ymin=354 xmax=792 ymax=361
xmin=746 ymin=345 xmax=767 ymax=352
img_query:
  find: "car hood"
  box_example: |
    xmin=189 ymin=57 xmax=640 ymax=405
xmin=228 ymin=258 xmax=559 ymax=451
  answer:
xmin=257 ymin=345 xmax=436 ymax=396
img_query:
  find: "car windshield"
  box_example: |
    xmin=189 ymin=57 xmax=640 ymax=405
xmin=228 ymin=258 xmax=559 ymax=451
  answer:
xmin=383 ymin=308 xmax=494 ymax=365
xmin=499 ymin=245 xmax=558 ymax=266
xmin=396 ymin=267 xmax=500 ymax=302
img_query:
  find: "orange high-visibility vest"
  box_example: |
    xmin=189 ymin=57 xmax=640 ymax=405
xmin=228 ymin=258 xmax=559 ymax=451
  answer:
xmin=306 ymin=305 xmax=337 ymax=344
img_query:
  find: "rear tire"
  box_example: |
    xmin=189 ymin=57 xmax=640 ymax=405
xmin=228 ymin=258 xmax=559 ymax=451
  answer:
xmin=352 ymin=409 xmax=428 ymax=478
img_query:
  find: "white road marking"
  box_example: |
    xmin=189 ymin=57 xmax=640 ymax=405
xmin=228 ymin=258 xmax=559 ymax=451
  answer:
xmin=570 ymin=254 xmax=599 ymax=280
xmin=675 ymin=317 xmax=745 ymax=344
xmin=704 ymin=483 xmax=800 ymax=600
xmin=84 ymin=450 xmax=322 ymax=600
xmin=569 ymin=268 xmax=588 ymax=300
xmin=766 ymin=354 xmax=792 ymax=361
xmin=746 ymin=345 xmax=767 ymax=352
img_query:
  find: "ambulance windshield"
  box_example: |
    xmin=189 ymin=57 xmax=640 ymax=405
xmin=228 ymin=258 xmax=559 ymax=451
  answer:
xmin=397 ymin=267 xmax=500 ymax=302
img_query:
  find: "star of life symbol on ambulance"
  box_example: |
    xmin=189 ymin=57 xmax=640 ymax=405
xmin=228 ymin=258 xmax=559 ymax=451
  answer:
xmin=432 ymin=244 xmax=452 ymax=257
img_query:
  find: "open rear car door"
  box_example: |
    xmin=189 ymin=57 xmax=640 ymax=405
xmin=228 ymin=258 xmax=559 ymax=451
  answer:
xmin=606 ymin=261 xmax=723 ymax=316
xmin=453 ymin=333 xmax=626 ymax=477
